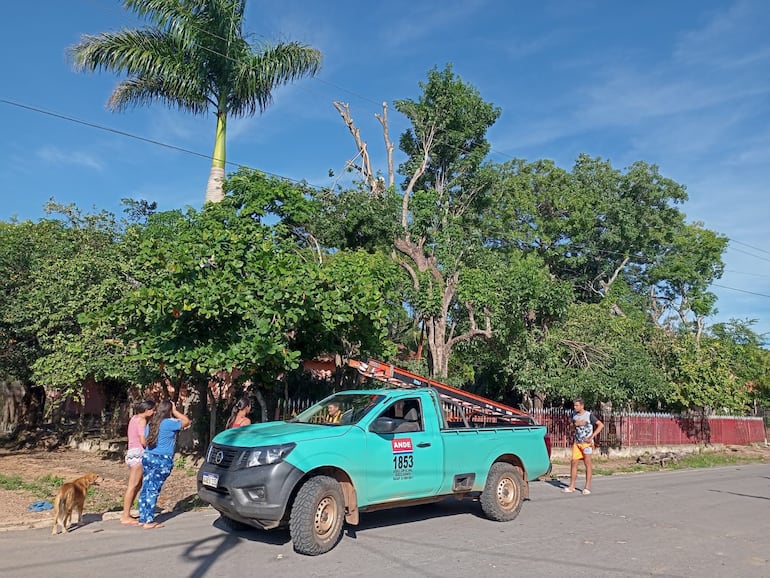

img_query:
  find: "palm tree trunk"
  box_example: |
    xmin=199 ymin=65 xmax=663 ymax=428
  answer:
xmin=205 ymin=112 xmax=227 ymax=203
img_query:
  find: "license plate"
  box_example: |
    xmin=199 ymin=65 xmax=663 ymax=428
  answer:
xmin=202 ymin=472 xmax=219 ymax=488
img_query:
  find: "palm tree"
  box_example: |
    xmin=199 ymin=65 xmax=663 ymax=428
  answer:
xmin=69 ymin=0 xmax=322 ymax=203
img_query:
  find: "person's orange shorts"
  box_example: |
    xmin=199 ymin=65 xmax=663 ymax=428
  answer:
xmin=571 ymin=442 xmax=594 ymax=461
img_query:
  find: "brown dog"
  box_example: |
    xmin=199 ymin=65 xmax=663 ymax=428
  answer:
xmin=51 ymin=473 xmax=100 ymax=535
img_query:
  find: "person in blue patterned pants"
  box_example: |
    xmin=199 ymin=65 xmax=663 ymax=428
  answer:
xmin=138 ymin=400 xmax=191 ymax=528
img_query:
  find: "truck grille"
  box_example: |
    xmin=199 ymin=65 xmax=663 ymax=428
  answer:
xmin=206 ymin=445 xmax=245 ymax=469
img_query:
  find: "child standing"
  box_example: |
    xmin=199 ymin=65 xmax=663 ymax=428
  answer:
xmin=138 ymin=400 xmax=191 ymax=529
xmin=120 ymin=399 xmax=155 ymax=525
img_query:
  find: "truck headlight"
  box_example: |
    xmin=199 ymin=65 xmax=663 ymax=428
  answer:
xmin=245 ymin=443 xmax=295 ymax=467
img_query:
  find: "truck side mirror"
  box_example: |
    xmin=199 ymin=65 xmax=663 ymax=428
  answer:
xmin=370 ymin=416 xmax=398 ymax=434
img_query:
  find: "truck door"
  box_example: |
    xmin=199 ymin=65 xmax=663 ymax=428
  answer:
xmin=365 ymin=397 xmax=443 ymax=504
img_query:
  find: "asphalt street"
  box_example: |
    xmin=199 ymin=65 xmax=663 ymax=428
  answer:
xmin=1 ymin=463 xmax=768 ymax=577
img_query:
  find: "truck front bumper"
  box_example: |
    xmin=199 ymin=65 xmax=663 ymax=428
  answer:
xmin=197 ymin=459 xmax=305 ymax=530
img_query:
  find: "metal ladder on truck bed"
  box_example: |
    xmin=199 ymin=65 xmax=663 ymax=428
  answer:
xmin=348 ymin=358 xmax=539 ymax=428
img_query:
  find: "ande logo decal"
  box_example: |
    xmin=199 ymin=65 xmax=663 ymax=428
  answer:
xmin=391 ymin=438 xmax=413 ymax=454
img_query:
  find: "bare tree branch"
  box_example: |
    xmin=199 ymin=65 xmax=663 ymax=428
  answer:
xmin=560 ymin=339 xmax=610 ymax=369
xmin=448 ymin=303 xmax=493 ymax=348
xmin=396 ymin=256 xmax=420 ymax=290
xmin=333 ymin=101 xmax=378 ymax=194
xmin=375 ymin=101 xmax=395 ymax=188
xmin=401 ymin=125 xmax=434 ymax=228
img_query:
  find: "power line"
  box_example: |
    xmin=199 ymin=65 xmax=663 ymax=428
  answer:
xmin=712 ymin=283 xmax=770 ymax=299
xmin=0 ymin=97 xmax=325 ymax=192
xmin=724 ymin=269 xmax=770 ymax=279
xmin=729 ymin=246 xmax=770 ymax=265
xmin=729 ymin=238 xmax=770 ymax=257
xmin=7 ymin=92 xmax=770 ymax=270
xmin=73 ymin=0 xmax=519 ymax=166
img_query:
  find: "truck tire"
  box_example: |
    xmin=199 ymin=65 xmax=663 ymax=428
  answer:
xmin=289 ymin=475 xmax=345 ymax=555
xmin=480 ymin=462 xmax=524 ymax=522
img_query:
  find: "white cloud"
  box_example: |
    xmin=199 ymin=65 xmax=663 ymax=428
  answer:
xmin=378 ymin=0 xmax=490 ymax=51
xmin=36 ymin=146 xmax=103 ymax=170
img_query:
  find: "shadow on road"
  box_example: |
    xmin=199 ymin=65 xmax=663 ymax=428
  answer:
xmin=182 ymin=532 xmax=243 ymax=578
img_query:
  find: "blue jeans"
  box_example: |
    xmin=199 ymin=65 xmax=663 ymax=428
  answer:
xmin=138 ymin=453 xmax=173 ymax=523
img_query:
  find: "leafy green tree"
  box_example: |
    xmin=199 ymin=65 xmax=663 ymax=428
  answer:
xmin=106 ymin=170 xmax=398 ymax=441
xmin=0 ymin=203 xmax=156 ymax=405
xmin=69 ymin=0 xmax=322 ymax=202
xmin=663 ymin=334 xmax=750 ymax=413
xmin=326 ymin=66 xmax=509 ymax=378
xmin=389 ymin=66 xmax=503 ymax=378
xmin=709 ymin=319 xmax=770 ymax=410
xmin=0 ymin=219 xmax=56 ymax=382
xmin=647 ymin=223 xmax=727 ymax=339
xmin=491 ymin=155 xmax=691 ymax=303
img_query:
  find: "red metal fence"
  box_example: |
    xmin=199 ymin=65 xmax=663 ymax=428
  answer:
xmin=275 ymin=399 xmax=765 ymax=448
xmin=533 ymin=408 xmax=766 ymax=449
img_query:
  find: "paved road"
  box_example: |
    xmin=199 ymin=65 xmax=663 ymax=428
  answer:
xmin=1 ymin=463 xmax=768 ymax=577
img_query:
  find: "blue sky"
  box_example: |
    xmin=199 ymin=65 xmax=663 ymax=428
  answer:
xmin=1 ymin=0 xmax=769 ymax=342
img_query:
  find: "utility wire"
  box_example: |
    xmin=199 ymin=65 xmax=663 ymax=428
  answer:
xmin=0 ymin=97 xmax=325 ymax=191
xmin=72 ymin=0 xmax=517 ymax=164
xmin=729 ymin=239 xmax=770 ymax=257
xmin=7 ymin=94 xmax=770 ymax=269
xmin=712 ymin=283 xmax=770 ymax=299
xmin=6 ymin=93 xmax=770 ymax=269
xmin=729 ymin=246 xmax=770 ymax=264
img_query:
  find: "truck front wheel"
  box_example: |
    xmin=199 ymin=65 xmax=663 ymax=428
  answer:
xmin=289 ymin=475 xmax=345 ymax=555
xmin=480 ymin=462 xmax=524 ymax=522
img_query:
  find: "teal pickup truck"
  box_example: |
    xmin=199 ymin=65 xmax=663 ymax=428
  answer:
xmin=197 ymin=387 xmax=551 ymax=555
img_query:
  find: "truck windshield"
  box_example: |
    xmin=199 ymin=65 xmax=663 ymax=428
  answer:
xmin=291 ymin=393 xmax=385 ymax=426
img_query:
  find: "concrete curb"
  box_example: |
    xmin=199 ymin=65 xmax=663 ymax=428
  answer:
xmin=0 ymin=507 xmax=179 ymax=533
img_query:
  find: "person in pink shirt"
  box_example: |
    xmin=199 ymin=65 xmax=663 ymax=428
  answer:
xmin=120 ymin=399 xmax=156 ymax=525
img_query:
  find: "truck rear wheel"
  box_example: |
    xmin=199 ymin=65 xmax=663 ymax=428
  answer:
xmin=289 ymin=475 xmax=345 ymax=555
xmin=480 ymin=462 xmax=524 ymax=522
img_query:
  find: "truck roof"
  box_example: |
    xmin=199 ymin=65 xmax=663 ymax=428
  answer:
xmin=331 ymin=388 xmax=435 ymax=396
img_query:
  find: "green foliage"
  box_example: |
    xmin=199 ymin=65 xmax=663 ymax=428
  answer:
xmin=396 ymin=64 xmax=501 ymax=197
xmin=0 ymin=203 xmax=155 ymax=396
xmin=310 ymin=187 xmax=401 ymax=252
xmin=648 ymin=222 xmax=727 ymax=326
xmin=664 ymin=334 xmax=751 ymax=413
xmin=491 ymin=155 xmax=701 ymax=311
xmin=0 ymin=474 xmax=64 ymax=498
xmin=709 ymin=319 xmax=770 ymax=406
xmin=2 ymin=58 xmax=760 ymax=417
xmin=104 ymin=171 xmax=398 ymax=389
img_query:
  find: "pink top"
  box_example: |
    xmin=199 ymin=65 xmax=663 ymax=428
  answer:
xmin=127 ymin=415 xmax=145 ymax=450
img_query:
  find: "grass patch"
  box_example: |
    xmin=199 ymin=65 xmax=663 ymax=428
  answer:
xmin=0 ymin=474 xmax=64 ymax=498
xmin=667 ymin=452 xmax=763 ymax=470
xmin=593 ymin=464 xmax=648 ymax=475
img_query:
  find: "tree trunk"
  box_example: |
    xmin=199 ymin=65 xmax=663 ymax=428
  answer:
xmin=205 ymin=167 xmax=226 ymax=203
xmin=178 ymin=379 xmax=206 ymax=452
xmin=254 ymin=388 xmax=268 ymax=423
xmin=205 ymin=111 xmax=227 ymax=203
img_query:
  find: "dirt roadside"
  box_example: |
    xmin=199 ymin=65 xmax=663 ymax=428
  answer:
xmin=0 ymin=447 xmax=202 ymax=531
xmin=1 ymin=443 xmax=768 ymax=531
